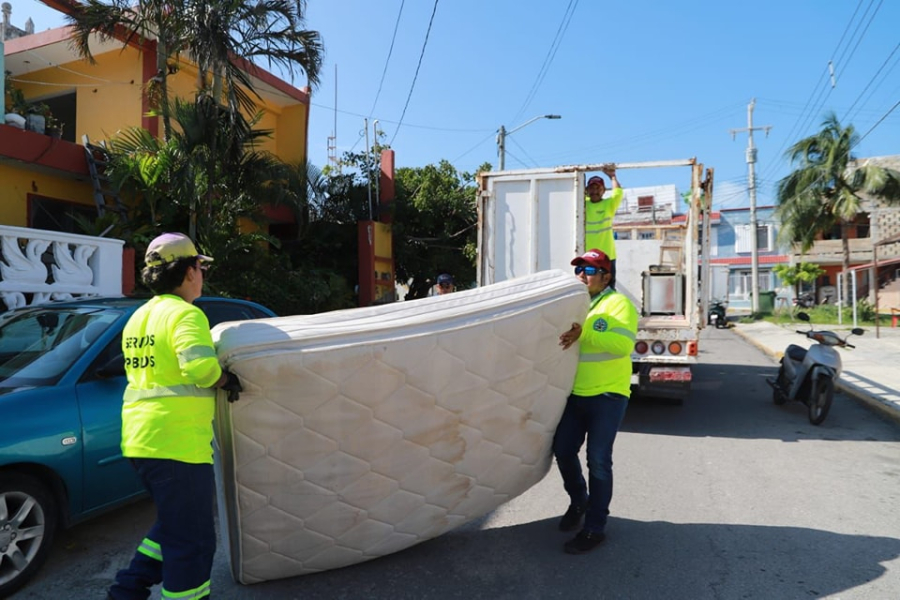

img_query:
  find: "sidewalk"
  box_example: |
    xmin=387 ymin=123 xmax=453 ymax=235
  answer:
xmin=731 ymin=319 xmax=900 ymax=424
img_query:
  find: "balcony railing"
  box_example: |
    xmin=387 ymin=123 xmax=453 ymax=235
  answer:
xmin=0 ymin=225 xmax=124 ymax=310
xmin=793 ymin=237 xmax=874 ymax=263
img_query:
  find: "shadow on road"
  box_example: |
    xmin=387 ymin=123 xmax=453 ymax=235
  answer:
xmin=622 ymin=361 xmax=900 ymax=443
xmin=203 ymin=514 xmax=900 ymax=600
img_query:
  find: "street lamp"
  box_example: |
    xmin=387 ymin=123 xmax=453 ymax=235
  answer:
xmin=497 ymin=114 xmax=561 ymax=170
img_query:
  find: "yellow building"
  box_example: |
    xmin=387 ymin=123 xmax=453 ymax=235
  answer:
xmin=1 ymin=6 xmax=310 ymax=233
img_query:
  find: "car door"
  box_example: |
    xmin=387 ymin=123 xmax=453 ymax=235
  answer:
xmin=76 ymin=328 xmax=145 ymax=515
xmin=76 ymin=299 xmax=274 ymax=514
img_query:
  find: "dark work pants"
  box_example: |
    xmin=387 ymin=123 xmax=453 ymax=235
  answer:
xmin=109 ymin=458 xmax=215 ymax=600
xmin=552 ymin=392 xmax=628 ymax=534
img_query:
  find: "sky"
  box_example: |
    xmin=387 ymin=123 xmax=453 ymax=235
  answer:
xmin=18 ymin=0 xmax=900 ymax=211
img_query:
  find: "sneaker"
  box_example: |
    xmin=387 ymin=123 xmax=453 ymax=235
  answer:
xmin=558 ymin=504 xmax=587 ymax=532
xmin=563 ymin=529 xmax=606 ymax=554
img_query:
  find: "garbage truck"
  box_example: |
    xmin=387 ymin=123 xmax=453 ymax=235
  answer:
xmin=476 ymin=159 xmax=714 ymax=403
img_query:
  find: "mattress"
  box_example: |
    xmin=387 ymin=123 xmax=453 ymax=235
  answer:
xmin=211 ymin=269 xmax=588 ymax=584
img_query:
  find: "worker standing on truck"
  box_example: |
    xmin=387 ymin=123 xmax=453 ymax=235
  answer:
xmin=554 ymin=248 xmax=638 ymax=554
xmin=108 ymin=233 xmax=242 ymax=600
xmin=585 ymin=165 xmax=623 ymax=287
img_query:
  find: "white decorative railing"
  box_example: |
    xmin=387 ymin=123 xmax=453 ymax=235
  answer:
xmin=0 ymin=225 xmax=124 ymax=310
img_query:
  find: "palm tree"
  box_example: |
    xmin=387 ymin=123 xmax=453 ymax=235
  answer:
xmin=776 ymin=112 xmax=900 ymax=302
xmin=66 ymin=0 xmax=324 ymax=140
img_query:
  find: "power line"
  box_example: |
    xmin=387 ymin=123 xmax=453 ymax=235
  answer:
xmin=451 ymin=131 xmax=497 ymax=164
xmin=843 ymin=40 xmax=900 ymax=123
xmin=509 ymin=136 xmax=539 ymax=169
xmin=508 ymin=0 xmax=579 ymax=126
xmin=367 ymin=0 xmax=406 ymax=119
xmin=758 ymin=1 xmax=874 ymax=185
xmin=389 ymin=0 xmax=440 ymax=146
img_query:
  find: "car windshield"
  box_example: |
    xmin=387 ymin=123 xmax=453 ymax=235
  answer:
xmin=0 ymin=307 xmax=122 ymax=387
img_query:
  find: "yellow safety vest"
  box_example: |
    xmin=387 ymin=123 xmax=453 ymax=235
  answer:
xmin=585 ymin=187 xmax=624 ymax=259
xmin=573 ymin=287 xmax=638 ymax=398
xmin=121 ymin=295 xmax=222 ymax=464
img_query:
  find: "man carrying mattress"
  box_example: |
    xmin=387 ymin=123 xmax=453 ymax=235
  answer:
xmin=108 ymin=233 xmax=242 ymax=600
xmin=554 ymin=248 xmax=638 ymax=554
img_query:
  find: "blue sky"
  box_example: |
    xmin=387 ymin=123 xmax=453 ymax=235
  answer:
xmin=20 ymin=0 xmax=900 ymax=210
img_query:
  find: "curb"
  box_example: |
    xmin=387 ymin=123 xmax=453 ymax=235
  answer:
xmin=731 ymin=325 xmax=900 ymax=426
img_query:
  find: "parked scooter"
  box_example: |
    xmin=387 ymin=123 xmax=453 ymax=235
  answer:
xmin=708 ymin=298 xmax=728 ymax=329
xmin=767 ymin=312 xmax=864 ymax=425
xmin=793 ymin=291 xmax=815 ymax=309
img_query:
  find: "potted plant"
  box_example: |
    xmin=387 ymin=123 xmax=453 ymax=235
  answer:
xmin=45 ymin=113 xmax=63 ymax=139
xmin=4 ymin=70 xmax=27 ymax=129
xmin=25 ymin=102 xmax=49 ymax=135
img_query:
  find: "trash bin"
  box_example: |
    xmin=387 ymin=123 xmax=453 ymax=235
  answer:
xmin=757 ymin=290 xmax=776 ymax=314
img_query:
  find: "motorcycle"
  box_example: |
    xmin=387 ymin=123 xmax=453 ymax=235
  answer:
xmin=767 ymin=312 xmax=864 ymax=425
xmin=708 ymin=298 xmax=728 ymax=329
xmin=793 ymin=291 xmax=815 ymax=308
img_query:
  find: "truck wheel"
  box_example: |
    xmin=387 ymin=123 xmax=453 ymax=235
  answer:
xmin=808 ymin=377 xmax=834 ymax=425
xmin=772 ymin=365 xmax=787 ymax=405
xmin=0 ymin=473 xmax=58 ymax=598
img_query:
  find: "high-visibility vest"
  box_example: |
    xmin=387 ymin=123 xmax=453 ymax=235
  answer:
xmin=585 ymin=187 xmax=624 ymax=259
xmin=572 ymin=287 xmax=638 ymax=398
xmin=121 ymin=295 xmax=222 ymax=464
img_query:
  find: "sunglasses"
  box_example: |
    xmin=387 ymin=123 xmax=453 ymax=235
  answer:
xmin=439 ymin=283 xmax=452 ymax=288
xmin=574 ymin=265 xmax=606 ymax=276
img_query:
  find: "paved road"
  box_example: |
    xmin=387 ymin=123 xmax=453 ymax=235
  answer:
xmin=15 ymin=327 xmax=900 ymax=599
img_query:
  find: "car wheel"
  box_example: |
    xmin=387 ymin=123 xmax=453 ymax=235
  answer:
xmin=0 ymin=473 xmax=58 ymax=598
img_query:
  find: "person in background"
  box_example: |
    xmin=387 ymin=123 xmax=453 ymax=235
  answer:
xmin=436 ymin=273 xmax=455 ymax=295
xmin=554 ymin=248 xmax=638 ymax=554
xmin=585 ymin=165 xmax=624 ymax=288
xmin=108 ymin=233 xmax=242 ymax=600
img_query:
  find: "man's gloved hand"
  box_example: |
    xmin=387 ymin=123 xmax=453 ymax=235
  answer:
xmin=221 ymin=370 xmax=243 ymax=402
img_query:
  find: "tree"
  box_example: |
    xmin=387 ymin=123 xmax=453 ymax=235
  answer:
xmin=392 ymin=160 xmax=485 ymax=299
xmin=775 ymin=112 xmax=900 ymax=302
xmin=773 ymin=262 xmax=825 ymax=299
xmin=66 ymin=0 xmax=323 ymax=140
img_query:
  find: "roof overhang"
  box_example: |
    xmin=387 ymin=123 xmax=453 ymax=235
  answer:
xmin=4 ymin=12 xmax=309 ymax=108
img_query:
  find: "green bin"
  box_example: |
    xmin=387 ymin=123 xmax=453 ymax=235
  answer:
xmin=757 ymin=290 xmax=776 ymax=314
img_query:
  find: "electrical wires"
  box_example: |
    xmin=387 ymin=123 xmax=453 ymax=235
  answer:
xmin=388 ymin=0 xmax=439 ymax=146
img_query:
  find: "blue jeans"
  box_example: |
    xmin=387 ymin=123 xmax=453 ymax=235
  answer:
xmin=109 ymin=459 xmax=215 ymax=600
xmin=552 ymin=392 xmax=628 ymax=534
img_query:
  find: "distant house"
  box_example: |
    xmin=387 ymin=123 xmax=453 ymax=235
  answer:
xmin=785 ymin=154 xmax=900 ymax=310
xmin=0 ymin=3 xmax=311 ymax=309
xmin=708 ymin=206 xmax=792 ymax=311
xmin=0 ymin=2 xmax=310 ymax=235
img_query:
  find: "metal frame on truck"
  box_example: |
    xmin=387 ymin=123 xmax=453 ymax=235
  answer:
xmin=476 ymin=159 xmax=714 ymax=403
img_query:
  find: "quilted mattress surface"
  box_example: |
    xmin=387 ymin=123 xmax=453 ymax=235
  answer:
xmin=211 ymin=269 xmax=588 ymax=584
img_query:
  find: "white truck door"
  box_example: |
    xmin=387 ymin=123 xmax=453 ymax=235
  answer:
xmin=477 ymin=170 xmax=583 ymax=286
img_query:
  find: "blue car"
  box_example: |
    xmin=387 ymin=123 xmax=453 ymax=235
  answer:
xmin=0 ymin=296 xmax=276 ymax=596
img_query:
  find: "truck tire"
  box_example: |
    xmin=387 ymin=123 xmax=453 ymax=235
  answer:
xmin=0 ymin=473 xmax=58 ymax=598
xmin=808 ymin=377 xmax=834 ymax=425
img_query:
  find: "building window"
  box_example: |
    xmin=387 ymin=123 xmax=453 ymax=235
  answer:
xmin=735 ymin=223 xmax=772 ymax=253
xmin=639 ymin=231 xmax=655 ymax=240
xmin=29 ymin=195 xmax=96 ymax=234
xmin=637 ymin=196 xmax=654 ymax=211
xmin=617 ymin=231 xmax=631 ymax=240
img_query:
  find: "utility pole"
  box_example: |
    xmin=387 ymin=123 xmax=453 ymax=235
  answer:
xmin=730 ymin=99 xmax=771 ymax=313
xmin=327 ymin=64 xmax=340 ymax=172
xmin=497 ymin=114 xmax=561 ymax=171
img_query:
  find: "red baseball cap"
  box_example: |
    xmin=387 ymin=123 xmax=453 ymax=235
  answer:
xmin=571 ymin=249 xmax=612 ymax=272
xmin=586 ymin=176 xmax=606 ymax=187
